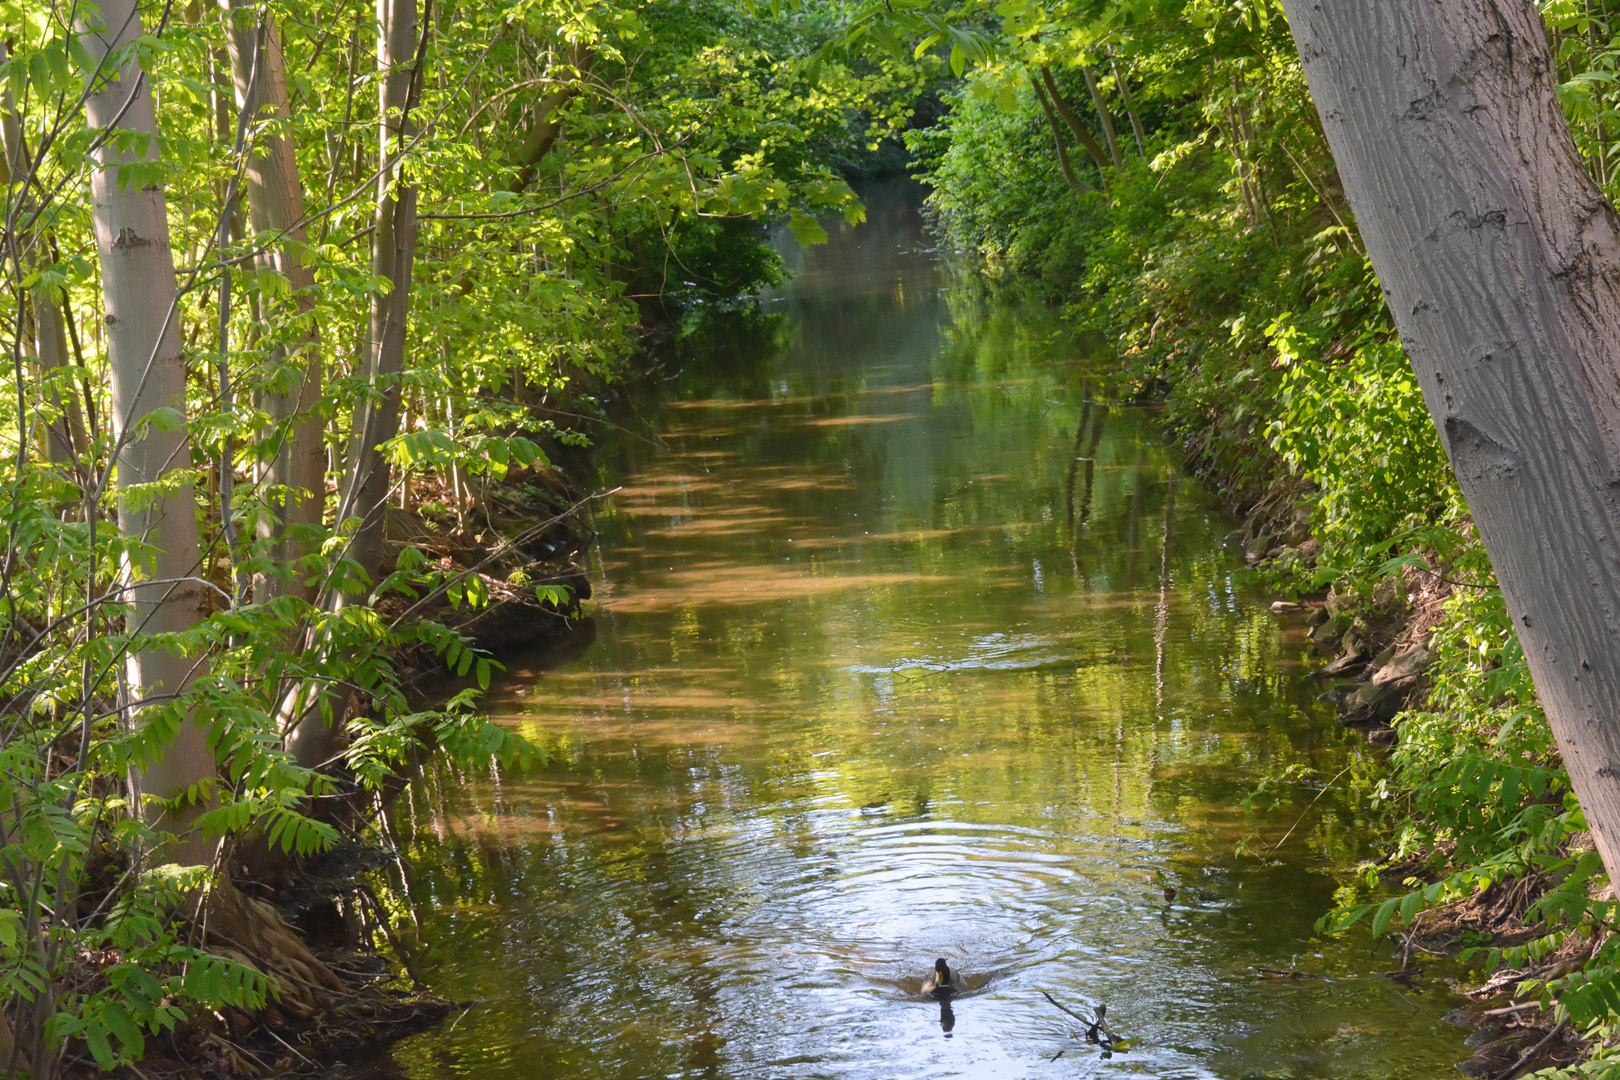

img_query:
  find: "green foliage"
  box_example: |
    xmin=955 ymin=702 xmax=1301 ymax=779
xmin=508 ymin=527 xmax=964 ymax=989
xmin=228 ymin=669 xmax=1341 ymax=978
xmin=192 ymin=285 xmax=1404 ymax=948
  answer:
xmin=906 ymin=0 xmax=1620 ymax=1069
xmin=0 ymin=0 xmax=911 ymax=1072
xmin=1267 ymin=325 xmax=1460 ymax=578
xmin=1541 ymin=0 xmax=1620 ymax=204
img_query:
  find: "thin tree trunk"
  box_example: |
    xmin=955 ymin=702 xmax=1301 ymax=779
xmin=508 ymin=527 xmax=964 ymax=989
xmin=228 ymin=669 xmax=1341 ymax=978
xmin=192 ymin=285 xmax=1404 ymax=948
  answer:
xmin=0 ymin=1005 xmax=28 ymax=1077
xmin=220 ymin=2 xmax=324 ymax=604
xmin=1031 ymin=76 xmax=1093 ymax=196
xmin=1039 ymin=67 xmax=1112 ymax=175
xmin=82 ymin=0 xmax=216 ymax=865
xmin=211 ymin=46 xmax=247 ymax=601
xmin=32 ymin=290 xmax=86 ymax=471
xmin=1109 ymin=49 xmax=1147 ymax=156
xmin=1 ymin=44 xmax=86 ymax=477
xmin=1082 ymin=64 xmax=1124 ymax=169
xmin=1278 ymin=0 xmax=1620 ymax=884
xmin=340 ymin=0 xmax=420 ymax=593
xmin=302 ymin=0 xmax=422 ymax=776
xmin=507 ymin=41 xmax=591 ymax=193
xmin=342 ymin=184 xmax=417 ymax=590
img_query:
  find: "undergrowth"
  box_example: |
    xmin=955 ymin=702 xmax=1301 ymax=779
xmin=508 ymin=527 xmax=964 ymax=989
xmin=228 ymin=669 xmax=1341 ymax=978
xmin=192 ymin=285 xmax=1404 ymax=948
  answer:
xmin=908 ymin=0 xmax=1620 ymax=1070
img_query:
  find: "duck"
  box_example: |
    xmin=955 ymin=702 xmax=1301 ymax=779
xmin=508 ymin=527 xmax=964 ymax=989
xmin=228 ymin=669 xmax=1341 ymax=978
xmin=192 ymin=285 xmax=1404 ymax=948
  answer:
xmin=921 ymin=957 xmax=965 ymax=997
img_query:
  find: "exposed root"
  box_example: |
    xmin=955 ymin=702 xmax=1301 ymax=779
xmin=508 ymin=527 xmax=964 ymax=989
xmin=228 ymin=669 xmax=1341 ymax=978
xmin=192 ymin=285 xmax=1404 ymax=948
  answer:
xmin=201 ymin=876 xmax=350 ymax=1026
xmin=77 ymin=872 xmax=453 ymax=1079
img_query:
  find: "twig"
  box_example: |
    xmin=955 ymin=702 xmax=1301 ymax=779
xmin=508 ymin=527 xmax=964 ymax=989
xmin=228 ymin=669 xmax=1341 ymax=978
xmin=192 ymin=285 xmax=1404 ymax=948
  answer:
xmin=1387 ymin=985 xmax=1420 ymax=1012
xmin=325 ymin=965 xmax=391 ymax=980
xmin=264 ymin=1026 xmax=317 ymax=1068
xmin=1041 ymin=990 xmax=1117 ymax=1043
xmin=1040 ymin=989 xmax=1092 ymax=1025
xmin=356 ymin=881 xmax=426 ymax=989
xmin=1481 ymin=1001 xmax=1544 ymax=1018
xmin=1268 ymin=764 xmax=1354 ymax=852
xmin=204 ymin=1031 xmax=270 ymax=1072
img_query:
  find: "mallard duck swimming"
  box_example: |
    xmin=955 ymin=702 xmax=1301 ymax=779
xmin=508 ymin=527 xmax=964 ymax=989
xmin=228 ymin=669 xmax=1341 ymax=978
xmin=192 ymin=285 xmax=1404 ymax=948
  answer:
xmin=921 ymin=957 xmax=964 ymax=997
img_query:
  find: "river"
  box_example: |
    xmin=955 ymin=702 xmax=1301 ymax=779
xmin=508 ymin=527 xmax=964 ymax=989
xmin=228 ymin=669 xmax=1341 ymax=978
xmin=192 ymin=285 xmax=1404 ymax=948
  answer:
xmin=368 ymin=180 xmax=1472 ymax=1079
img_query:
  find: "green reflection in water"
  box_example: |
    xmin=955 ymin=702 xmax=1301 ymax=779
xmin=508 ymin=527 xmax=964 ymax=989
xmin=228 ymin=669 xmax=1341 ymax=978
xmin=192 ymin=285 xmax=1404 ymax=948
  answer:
xmin=374 ymin=180 xmax=1470 ymax=1080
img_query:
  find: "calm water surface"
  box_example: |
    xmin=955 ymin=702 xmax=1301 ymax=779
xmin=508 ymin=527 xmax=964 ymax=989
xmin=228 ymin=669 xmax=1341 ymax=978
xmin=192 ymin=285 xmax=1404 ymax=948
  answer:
xmin=375 ymin=182 xmax=1470 ymax=1079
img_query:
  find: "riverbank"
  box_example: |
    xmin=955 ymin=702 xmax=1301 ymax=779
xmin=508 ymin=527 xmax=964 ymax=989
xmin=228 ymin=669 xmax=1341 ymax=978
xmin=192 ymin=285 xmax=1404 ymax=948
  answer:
xmin=912 ymin=25 xmax=1611 ymax=1071
xmin=1232 ymin=475 xmax=1586 ymax=1076
xmin=1153 ymin=278 xmax=1587 ymax=1075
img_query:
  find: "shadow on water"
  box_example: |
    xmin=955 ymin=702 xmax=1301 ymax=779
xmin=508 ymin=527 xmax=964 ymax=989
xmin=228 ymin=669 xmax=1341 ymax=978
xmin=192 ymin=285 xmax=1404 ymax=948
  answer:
xmin=353 ymin=179 xmax=1473 ymax=1080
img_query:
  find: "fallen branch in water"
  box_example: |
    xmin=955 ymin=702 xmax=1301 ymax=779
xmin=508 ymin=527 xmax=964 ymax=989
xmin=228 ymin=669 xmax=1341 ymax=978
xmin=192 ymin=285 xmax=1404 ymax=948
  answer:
xmin=1251 ymin=966 xmax=1330 ymax=981
xmin=1041 ymin=990 xmax=1119 ymax=1048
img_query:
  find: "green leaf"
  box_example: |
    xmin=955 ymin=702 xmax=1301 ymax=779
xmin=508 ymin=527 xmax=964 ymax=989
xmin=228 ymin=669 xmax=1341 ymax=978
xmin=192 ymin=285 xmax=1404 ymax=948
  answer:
xmin=145 ymin=406 xmax=186 ymax=433
xmin=788 ymin=213 xmax=829 ymax=247
xmin=1370 ymin=896 xmax=1401 ymax=937
xmin=84 ymin=1020 xmax=115 ymax=1070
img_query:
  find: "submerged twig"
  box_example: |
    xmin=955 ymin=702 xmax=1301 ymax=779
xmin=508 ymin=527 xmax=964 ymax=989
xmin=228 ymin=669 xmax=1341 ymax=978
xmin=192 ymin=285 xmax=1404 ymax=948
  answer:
xmin=1251 ymin=967 xmax=1329 ymax=981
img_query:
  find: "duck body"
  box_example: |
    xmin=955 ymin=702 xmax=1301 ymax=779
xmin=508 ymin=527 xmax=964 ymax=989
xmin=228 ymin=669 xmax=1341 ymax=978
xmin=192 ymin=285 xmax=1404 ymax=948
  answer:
xmin=921 ymin=957 xmax=964 ymax=997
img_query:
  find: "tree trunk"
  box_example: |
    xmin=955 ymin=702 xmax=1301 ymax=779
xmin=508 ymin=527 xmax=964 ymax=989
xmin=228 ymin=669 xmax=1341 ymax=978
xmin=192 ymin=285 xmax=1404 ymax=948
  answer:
xmin=305 ymin=0 xmax=421 ymax=775
xmin=31 ymin=290 xmax=86 ymax=472
xmin=1 ymin=44 xmax=87 ymax=478
xmin=1277 ymin=0 xmax=1620 ymax=883
xmin=1031 ymin=76 xmax=1093 ymax=196
xmin=339 ymin=184 xmax=417 ymax=596
xmin=1109 ymin=50 xmax=1148 ymax=157
xmin=339 ymin=0 xmax=419 ymax=596
xmin=219 ymin=3 xmax=325 ymax=604
xmin=82 ymin=0 xmax=216 ymax=865
xmin=1082 ymin=63 xmax=1124 ymax=169
xmin=1039 ymin=67 xmax=1112 ymax=175
xmin=507 ymin=42 xmax=591 ymax=194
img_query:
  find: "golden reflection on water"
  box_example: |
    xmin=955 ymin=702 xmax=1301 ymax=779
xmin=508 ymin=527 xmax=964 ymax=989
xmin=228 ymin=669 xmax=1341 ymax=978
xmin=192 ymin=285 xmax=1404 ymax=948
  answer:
xmin=378 ymin=182 xmax=1471 ymax=1080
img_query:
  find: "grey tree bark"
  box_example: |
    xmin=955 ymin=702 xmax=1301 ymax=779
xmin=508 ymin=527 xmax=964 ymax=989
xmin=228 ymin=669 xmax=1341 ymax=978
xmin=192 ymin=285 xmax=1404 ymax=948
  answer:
xmin=1081 ymin=64 xmax=1124 ymax=169
xmin=294 ymin=0 xmax=421 ymax=775
xmin=1031 ymin=76 xmax=1094 ymax=196
xmin=1109 ymin=50 xmax=1148 ymax=157
xmin=337 ymin=0 xmax=419 ymax=591
xmin=220 ymin=2 xmax=325 ymax=603
xmin=1039 ymin=67 xmax=1111 ymax=177
xmin=507 ymin=41 xmax=592 ymax=194
xmin=82 ymin=0 xmax=216 ymax=865
xmin=1277 ymin=0 xmax=1620 ymax=882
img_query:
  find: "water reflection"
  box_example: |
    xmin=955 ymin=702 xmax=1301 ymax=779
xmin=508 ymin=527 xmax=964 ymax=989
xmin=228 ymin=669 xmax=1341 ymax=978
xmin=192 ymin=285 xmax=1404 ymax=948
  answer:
xmin=372 ymin=180 xmax=1469 ymax=1079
